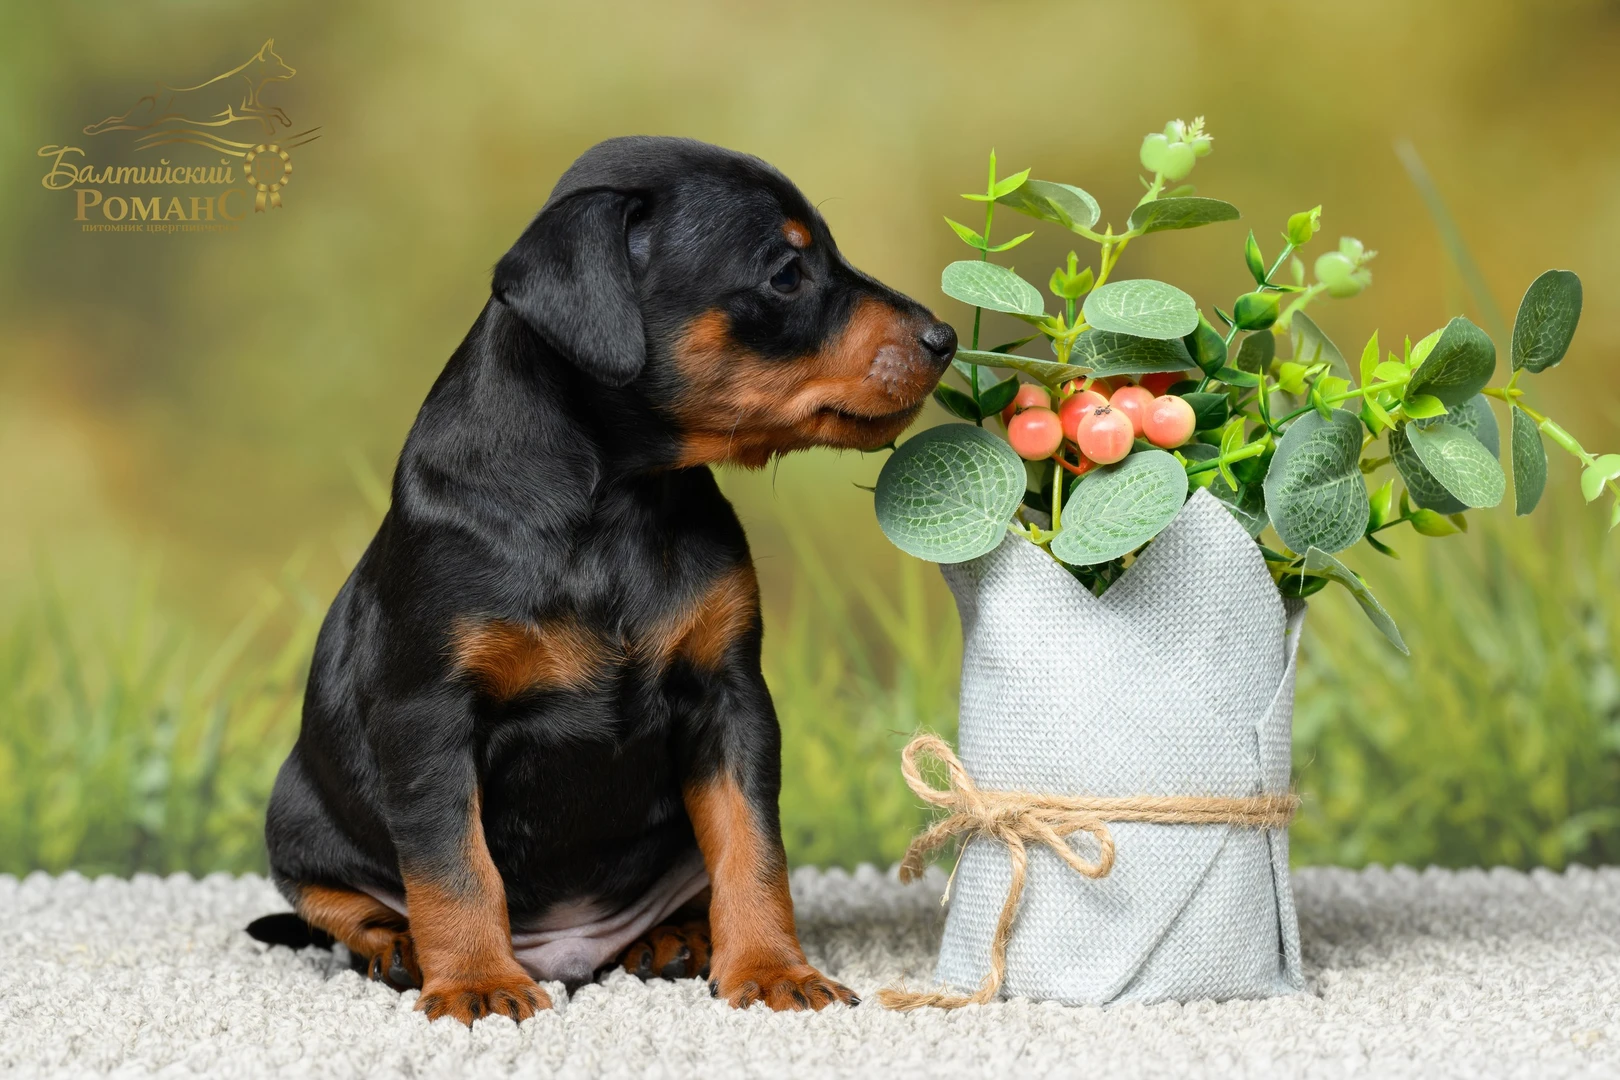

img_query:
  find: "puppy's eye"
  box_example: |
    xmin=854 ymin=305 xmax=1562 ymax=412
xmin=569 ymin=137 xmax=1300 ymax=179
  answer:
xmin=769 ymin=260 xmax=803 ymax=295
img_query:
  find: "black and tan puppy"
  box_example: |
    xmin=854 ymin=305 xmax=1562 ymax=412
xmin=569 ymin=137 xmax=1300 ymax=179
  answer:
xmin=249 ymin=136 xmax=956 ymax=1024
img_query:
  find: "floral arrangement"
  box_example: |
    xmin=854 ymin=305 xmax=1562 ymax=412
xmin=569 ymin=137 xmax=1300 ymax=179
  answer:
xmin=873 ymin=118 xmax=1618 ymax=651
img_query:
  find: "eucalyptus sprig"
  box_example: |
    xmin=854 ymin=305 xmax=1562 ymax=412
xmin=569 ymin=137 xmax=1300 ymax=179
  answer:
xmin=877 ymin=119 xmax=1617 ymax=652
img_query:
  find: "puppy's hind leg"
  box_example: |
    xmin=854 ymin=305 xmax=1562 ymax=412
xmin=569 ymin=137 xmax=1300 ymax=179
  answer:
xmin=294 ymin=883 xmax=422 ymax=990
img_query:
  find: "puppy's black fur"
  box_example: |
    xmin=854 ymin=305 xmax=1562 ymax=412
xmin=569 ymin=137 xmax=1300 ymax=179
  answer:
xmin=257 ymin=136 xmax=954 ymax=1022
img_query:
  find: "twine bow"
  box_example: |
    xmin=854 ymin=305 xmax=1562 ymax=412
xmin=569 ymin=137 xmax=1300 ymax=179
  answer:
xmin=876 ymin=733 xmax=1299 ymax=1011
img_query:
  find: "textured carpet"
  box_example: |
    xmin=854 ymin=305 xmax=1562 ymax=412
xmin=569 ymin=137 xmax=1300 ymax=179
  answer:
xmin=4 ymin=864 xmax=1620 ymax=1078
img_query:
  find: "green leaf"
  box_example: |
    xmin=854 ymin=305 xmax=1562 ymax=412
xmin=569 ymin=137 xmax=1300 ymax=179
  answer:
xmin=1072 ymin=330 xmax=1196 ymax=377
xmin=1408 ymin=328 xmax=1442 ymax=368
xmin=990 ymin=168 xmax=1032 ymax=199
xmin=1286 ymin=205 xmax=1322 ymax=247
xmin=1583 ymin=454 xmax=1620 ymax=503
xmin=1368 ymin=478 xmax=1396 ymax=528
xmin=1276 ymin=361 xmax=1309 ymax=395
xmin=1290 ymin=311 xmax=1351 ymax=379
xmin=1233 ymin=291 xmax=1280 ymax=331
xmin=1408 ymin=508 xmax=1462 ymax=536
xmin=1083 ymin=279 xmax=1200 ymax=339
xmin=1263 ymin=408 xmax=1369 ymax=554
xmin=1359 ymin=331 xmax=1379 ymax=388
xmin=978 ymin=377 xmax=1021 ymax=417
xmin=940 ymin=261 xmax=1046 ymax=317
xmin=1126 ymin=197 xmax=1241 ymax=234
xmin=1181 ymin=392 xmax=1230 ymax=431
xmin=1302 ymin=547 xmax=1408 ymax=655
xmin=1402 ymin=394 xmax=1448 ymax=420
xmin=996 ymin=179 xmax=1102 ymax=231
xmin=1404 ymin=422 xmax=1506 ymax=509
xmin=1244 ymin=231 xmax=1266 ymax=285
xmin=1049 ymin=450 xmax=1187 ymax=565
xmin=1361 ymin=396 xmax=1396 ymax=434
xmin=1510 ymin=405 xmax=1547 ymax=516
xmin=944 ymin=217 xmax=987 ymax=250
xmin=987 ymin=231 xmax=1035 ymax=253
xmin=1404 ymin=315 xmax=1496 ymax=408
xmin=874 ymin=425 xmax=1025 ymax=563
xmin=952 ymin=349 xmax=1088 ymax=388
xmin=1049 ymin=264 xmax=1094 ymax=300
xmin=1182 ymin=314 xmax=1228 ymax=375
xmin=1390 ymin=395 xmax=1499 ymax=513
xmin=1234 ymin=331 xmax=1274 ymax=374
xmin=1511 ymin=269 xmax=1582 ymax=372
xmin=1372 ymin=360 xmax=1410 ymax=383
xmin=1213 ymin=366 xmax=1261 ymax=388
xmin=933 ymin=384 xmax=982 ymax=421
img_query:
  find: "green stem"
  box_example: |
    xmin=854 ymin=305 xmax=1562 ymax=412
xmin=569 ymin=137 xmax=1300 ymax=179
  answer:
xmin=1276 ymin=282 xmax=1328 ymax=330
xmin=1262 ymin=242 xmax=1297 ymax=288
xmin=1273 ymin=375 xmax=1410 ymax=427
xmin=1183 ymin=440 xmax=1268 ymax=476
xmin=1051 ymin=458 xmax=1064 ymax=532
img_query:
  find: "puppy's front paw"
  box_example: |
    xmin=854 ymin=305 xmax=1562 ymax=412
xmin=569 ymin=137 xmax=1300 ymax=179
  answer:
xmin=709 ymin=959 xmax=858 ymax=1011
xmin=418 ymin=967 xmax=551 ymax=1025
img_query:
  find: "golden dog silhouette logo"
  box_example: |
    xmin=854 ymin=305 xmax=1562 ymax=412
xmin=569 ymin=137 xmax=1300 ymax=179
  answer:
xmin=37 ymin=40 xmax=320 ymax=232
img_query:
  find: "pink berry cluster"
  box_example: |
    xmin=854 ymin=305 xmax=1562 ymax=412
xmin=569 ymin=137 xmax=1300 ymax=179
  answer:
xmin=1001 ymin=370 xmax=1196 ymax=474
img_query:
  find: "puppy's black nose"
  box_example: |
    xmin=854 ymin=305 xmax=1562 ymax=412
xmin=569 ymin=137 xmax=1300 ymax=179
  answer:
xmin=919 ymin=321 xmax=957 ymax=365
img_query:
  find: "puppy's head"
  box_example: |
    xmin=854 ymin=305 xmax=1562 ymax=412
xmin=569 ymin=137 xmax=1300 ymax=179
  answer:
xmin=493 ymin=136 xmax=956 ymax=468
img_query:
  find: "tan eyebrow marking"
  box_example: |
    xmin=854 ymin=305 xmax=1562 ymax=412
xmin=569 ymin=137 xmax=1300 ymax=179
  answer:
xmin=782 ymin=220 xmax=811 ymax=249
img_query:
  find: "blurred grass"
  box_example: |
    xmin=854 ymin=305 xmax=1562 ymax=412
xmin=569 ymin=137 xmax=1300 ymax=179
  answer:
xmin=0 ymin=562 xmax=318 ymax=876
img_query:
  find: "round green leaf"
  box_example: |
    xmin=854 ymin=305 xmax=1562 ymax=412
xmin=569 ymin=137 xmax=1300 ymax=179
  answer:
xmin=1049 ymin=450 xmax=1187 ymax=566
xmin=1404 ymin=422 xmax=1506 ymax=509
xmin=997 ymin=179 xmax=1101 ymax=231
xmin=1511 ymin=269 xmax=1582 ymax=373
xmin=1389 ymin=395 xmax=1499 ymax=514
xmin=1510 ymin=405 xmax=1547 ymax=516
xmin=874 ymin=424 xmax=1024 ymax=563
xmin=940 ymin=261 xmax=1045 ymax=317
xmin=1404 ymin=315 xmax=1496 ymax=408
xmin=1126 ymin=197 xmax=1241 ymax=234
xmin=1263 ymin=408 xmax=1369 ymax=555
xmin=1082 ymin=279 xmax=1199 ymax=340
xmin=1071 ymin=330 xmax=1196 ymax=377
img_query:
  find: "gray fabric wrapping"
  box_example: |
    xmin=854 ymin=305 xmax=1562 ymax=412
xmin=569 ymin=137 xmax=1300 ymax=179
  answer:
xmin=933 ymin=488 xmax=1305 ymax=1005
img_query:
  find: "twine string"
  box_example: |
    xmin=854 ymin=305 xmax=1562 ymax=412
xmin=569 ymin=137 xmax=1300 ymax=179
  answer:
xmin=876 ymin=733 xmax=1298 ymax=1012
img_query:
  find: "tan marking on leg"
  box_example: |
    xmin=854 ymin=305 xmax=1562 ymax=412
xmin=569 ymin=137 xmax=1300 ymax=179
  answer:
xmin=684 ymin=774 xmax=858 ymax=1010
xmin=404 ymin=790 xmax=551 ymax=1024
xmin=295 ymin=884 xmax=421 ymax=988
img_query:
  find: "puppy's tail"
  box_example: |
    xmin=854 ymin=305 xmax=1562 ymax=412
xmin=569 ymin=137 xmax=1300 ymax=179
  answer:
xmin=246 ymin=912 xmax=336 ymax=950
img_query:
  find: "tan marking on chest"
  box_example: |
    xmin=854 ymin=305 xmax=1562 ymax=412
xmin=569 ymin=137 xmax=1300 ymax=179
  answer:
xmin=450 ymin=617 xmax=614 ymax=699
xmin=640 ymin=564 xmax=760 ymax=670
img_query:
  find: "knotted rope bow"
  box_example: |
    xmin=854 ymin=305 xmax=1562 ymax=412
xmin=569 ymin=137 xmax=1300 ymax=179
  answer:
xmin=876 ymin=733 xmax=1299 ymax=1011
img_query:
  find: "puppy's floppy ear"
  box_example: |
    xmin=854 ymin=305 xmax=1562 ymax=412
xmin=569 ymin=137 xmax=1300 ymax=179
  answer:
xmin=493 ymin=189 xmax=645 ymax=387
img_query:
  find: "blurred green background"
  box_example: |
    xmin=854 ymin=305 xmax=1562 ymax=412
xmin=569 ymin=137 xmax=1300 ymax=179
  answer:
xmin=3 ymin=1 xmax=1619 ymax=876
